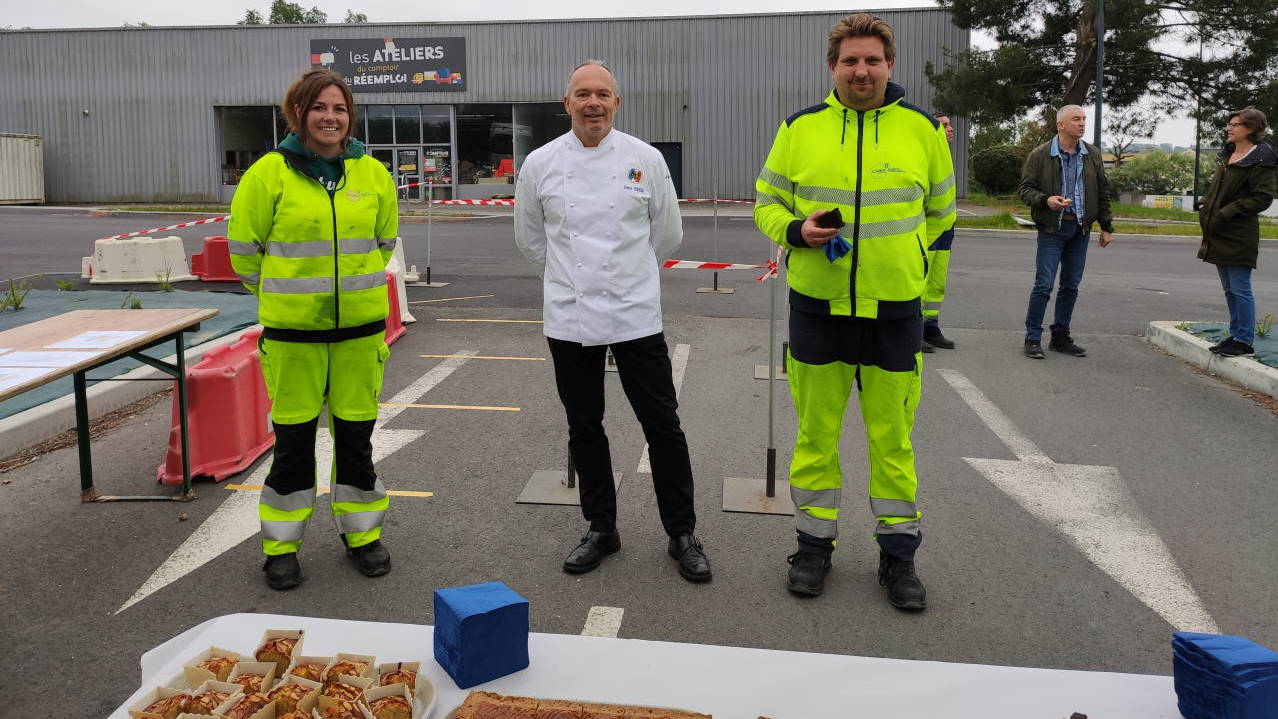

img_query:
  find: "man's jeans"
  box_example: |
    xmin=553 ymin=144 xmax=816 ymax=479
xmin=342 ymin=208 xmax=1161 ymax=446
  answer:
xmin=1025 ymin=220 xmax=1089 ymax=341
xmin=1216 ymin=264 xmax=1256 ymax=345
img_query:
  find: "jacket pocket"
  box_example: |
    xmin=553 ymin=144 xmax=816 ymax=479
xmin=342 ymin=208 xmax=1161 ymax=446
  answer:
xmin=915 ymin=234 xmax=929 ymax=278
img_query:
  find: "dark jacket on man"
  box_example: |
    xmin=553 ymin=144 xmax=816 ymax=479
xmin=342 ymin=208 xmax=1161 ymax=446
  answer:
xmin=1018 ymin=139 xmax=1114 ymax=234
xmin=1197 ymin=142 xmax=1278 ymax=269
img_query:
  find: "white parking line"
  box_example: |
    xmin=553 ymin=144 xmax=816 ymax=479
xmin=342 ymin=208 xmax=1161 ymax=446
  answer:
xmin=581 ymin=606 xmax=625 ymax=638
xmin=635 ymin=343 xmax=691 ymax=475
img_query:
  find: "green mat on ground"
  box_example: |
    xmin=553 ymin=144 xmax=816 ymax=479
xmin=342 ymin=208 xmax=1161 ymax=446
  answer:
xmin=0 ymin=289 xmax=258 ymax=421
xmin=1186 ymin=322 xmax=1278 ymax=368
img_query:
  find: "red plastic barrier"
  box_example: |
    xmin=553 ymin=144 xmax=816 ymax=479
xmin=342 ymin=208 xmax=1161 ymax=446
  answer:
xmin=156 ymin=327 xmax=274 ymax=485
xmin=190 ymin=236 xmax=239 ymax=282
xmin=385 ymin=271 xmax=405 ymax=345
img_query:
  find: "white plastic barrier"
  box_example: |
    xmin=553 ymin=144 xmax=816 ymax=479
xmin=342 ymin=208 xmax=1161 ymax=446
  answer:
xmin=83 ymin=236 xmax=198 ymax=284
xmin=386 ymin=237 xmax=417 ymax=325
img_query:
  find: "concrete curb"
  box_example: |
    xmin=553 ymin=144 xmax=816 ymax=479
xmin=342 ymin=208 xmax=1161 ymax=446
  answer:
xmin=0 ymin=325 xmax=262 ymax=460
xmin=1147 ymin=321 xmax=1278 ymax=399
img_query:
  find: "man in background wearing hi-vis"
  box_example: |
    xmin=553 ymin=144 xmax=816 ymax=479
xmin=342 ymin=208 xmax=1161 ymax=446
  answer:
xmin=754 ymin=14 xmax=955 ymax=610
xmin=921 ymin=112 xmax=958 ymax=353
xmin=515 ymin=60 xmax=712 ymax=583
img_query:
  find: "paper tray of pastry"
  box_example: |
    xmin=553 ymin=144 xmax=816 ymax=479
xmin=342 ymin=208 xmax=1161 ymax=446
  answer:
xmin=445 ymin=691 xmax=711 ymax=719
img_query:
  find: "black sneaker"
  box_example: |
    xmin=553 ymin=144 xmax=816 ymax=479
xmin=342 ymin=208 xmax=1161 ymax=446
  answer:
xmin=1208 ymin=337 xmax=1231 ymax=353
xmin=1049 ymin=334 xmax=1087 ymax=357
xmin=347 ymin=539 xmax=391 ymax=577
xmin=923 ymin=326 xmax=956 ymax=349
xmin=786 ymin=551 xmax=831 ymax=597
xmin=878 ymin=553 xmax=927 ymax=610
xmin=263 ymin=553 xmax=303 ymax=590
xmin=1024 ymin=339 xmax=1045 ymax=359
xmin=921 ymin=340 xmax=935 ymax=353
xmin=1215 ymin=339 xmax=1255 ymax=357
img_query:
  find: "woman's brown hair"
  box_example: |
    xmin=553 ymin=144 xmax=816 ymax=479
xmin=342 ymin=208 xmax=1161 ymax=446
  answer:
xmin=281 ymin=68 xmax=357 ymax=148
xmin=1229 ymin=106 xmax=1269 ymax=144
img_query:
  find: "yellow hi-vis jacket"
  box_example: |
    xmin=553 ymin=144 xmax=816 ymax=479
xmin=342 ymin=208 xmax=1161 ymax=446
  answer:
xmin=754 ymin=83 xmax=957 ymax=319
xmin=228 ymin=145 xmax=398 ymax=339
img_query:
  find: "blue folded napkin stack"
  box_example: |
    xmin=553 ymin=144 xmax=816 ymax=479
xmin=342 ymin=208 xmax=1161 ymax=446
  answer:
xmin=1173 ymin=631 xmax=1278 ymax=719
xmin=433 ymin=581 xmax=530 ymax=689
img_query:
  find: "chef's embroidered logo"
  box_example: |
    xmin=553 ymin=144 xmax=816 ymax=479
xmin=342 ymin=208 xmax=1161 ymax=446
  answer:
xmin=627 ymin=168 xmax=643 ymax=183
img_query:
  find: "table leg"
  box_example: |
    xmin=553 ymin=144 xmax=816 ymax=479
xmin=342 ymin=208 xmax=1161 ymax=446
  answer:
xmin=176 ymin=331 xmax=195 ymax=500
xmin=74 ymin=370 xmax=99 ymax=502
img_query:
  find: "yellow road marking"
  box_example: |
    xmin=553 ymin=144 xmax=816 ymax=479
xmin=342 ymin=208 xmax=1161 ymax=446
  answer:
xmin=436 ymin=318 xmax=542 ymax=324
xmin=419 ymin=354 xmax=545 ymax=361
xmin=224 ymin=484 xmax=434 ymax=498
xmin=407 ymin=294 xmax=495 ymax=305
xmin=379 ymin=402 xmax=521 ymax=412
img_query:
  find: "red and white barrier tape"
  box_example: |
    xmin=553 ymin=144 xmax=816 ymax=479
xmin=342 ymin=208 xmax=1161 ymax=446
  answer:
xmin=678 ymin=198 xmax=756 ymax=204
xmin=663 ymin=246 xmax=783 ymax=282
xmin=98 ymin=215 xmax=231 ymax=241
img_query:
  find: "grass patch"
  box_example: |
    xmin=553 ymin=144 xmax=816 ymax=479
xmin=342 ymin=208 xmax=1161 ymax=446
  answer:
xmin=956 ymin=212 xmax=1021 ymax=229
xmin=1111 ymin=202 xmax=1199 ymax=222
xmin=100 ymin=205 xmax=230 ymax=213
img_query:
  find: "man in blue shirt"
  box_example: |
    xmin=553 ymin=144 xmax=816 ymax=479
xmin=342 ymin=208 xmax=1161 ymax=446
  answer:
xmin=1016 ymin=105 xmax=1115 ymax=359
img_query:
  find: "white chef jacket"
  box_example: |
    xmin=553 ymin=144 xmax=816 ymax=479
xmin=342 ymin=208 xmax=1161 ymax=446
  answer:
xmin=514 ymin=128 xmax=683 ymax=346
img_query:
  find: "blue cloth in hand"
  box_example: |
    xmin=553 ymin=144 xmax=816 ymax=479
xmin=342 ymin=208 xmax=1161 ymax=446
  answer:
xmin=824 ymin=234 xmax=851 ymax=263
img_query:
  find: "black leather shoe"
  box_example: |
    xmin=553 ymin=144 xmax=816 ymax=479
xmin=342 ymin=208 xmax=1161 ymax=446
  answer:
xmin=786 ymin=551 xmax=831 ymax=597
xmin=347 ymin=539 xmax=391 ymax=577
xmin=667 ymin=534 xmax=712 ymax=582
xmin=563 ymin=530 xmax=620 ymax=574
xmin=923 ymin=326 xmax=956 ymax=349
xmin=263 ymin=553 xmax=302 ymax=590
xmin=1049 ymin=334 xmax=1087 ymax=357
xmin=878 ymin=553 xmax=927 ymax=610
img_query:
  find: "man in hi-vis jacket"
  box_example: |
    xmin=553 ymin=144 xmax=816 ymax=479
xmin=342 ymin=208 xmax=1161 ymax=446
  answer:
xmin=753 ymin=14 xmax=955 ymax=609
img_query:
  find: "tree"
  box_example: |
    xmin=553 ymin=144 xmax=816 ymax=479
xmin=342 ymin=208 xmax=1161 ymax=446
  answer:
xmin=927 ymin=0 xmax=1278 ymax=135
xmin=237 ymin=9 xmax=263 ymax=24
xmin=1107 ymin=151 xmax=1195 ymax=194
xmin=971 ymin=145 xmax=1023 ymax=194
xmin=344 ymin=10 xmax=368 ymax=23
xmin=1106 ymin=107 xmax=1159 ymax=166
xmin=263 ymin=0 xmax=325 ymax=24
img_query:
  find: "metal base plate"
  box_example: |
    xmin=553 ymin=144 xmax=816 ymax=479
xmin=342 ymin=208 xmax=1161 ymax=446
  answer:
xmin=406 ymin=281 xmax=451 ymax=288
xmin=517 ymin=470 xmax=624 ymax=505
xmin=722 ymin=476 xmax=794 ymax=515
xmin=753 ymin=365 xmax=788 ymax=380
xmin=696 ymin=287 xmax=736 ymax=294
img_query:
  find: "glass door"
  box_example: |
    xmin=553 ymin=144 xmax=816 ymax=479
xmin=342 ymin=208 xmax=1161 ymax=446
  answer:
xmin=397 ymin=148 xmax=421 ymax=201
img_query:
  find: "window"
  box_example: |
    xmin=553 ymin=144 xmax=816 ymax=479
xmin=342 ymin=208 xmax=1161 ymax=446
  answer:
xmin=456 ymin=104 xmax=514 ymax=186
xmin=394 ymin=105 xmax=420 ymax=144
xmin=218 ymin=106 xmax=275 ymax=185
xmin=367 ymin=106 xmax=394 ymax=144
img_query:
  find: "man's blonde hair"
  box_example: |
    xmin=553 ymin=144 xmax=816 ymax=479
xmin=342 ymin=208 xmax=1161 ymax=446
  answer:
xmin=827 ymin=14 xmax=896 ymax=66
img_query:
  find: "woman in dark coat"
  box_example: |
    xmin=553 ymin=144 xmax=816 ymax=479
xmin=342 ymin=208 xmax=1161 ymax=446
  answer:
xmin=1197 ymin=106 xmax=1278 ymax=357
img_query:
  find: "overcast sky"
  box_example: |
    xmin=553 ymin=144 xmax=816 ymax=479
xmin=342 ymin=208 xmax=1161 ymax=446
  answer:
xmin=5 ymin=0 xmax=1196 ymax=146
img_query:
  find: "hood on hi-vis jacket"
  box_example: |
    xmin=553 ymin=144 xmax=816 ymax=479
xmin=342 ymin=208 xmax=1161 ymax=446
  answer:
xmin=277 ymin=132 xmax=368 ymax=192
xmin=753 ymin=81 xmax=957 ymax=320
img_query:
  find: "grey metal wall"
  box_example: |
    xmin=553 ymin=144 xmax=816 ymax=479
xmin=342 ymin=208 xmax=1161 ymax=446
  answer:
xmin=0 ymin=10 xmax=968 ymax=203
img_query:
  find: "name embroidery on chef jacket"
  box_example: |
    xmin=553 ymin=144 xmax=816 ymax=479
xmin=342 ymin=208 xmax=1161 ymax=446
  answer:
xmin=623 ymin=166 xmax=647 ymax=194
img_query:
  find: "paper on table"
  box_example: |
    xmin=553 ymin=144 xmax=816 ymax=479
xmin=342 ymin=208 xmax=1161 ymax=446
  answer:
xmin=0 ymin=366 xmax=56 ymax=392
xmin=0 ymin=348 xmax=11 ymax=356
xmin=0 ymin=350 xmax=100 ymax=368
xmin=46 ymin=330 xmax=148 ymax=349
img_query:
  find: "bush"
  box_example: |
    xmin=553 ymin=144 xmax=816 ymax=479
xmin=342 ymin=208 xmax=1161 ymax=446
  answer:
xmin=1107 ymin=151 xmax=1195 ymax=195
xmin=971 ymin=144 xmax=1022 ymax=195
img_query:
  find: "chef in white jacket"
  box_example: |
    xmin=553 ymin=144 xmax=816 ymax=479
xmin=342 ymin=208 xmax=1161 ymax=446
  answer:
xmin=515 ymin=59 xmax=711 ymax=583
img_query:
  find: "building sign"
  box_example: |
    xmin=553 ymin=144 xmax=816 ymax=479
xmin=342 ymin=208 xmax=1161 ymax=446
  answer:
xmin=310 ymin=37 xmax=466 ymax=92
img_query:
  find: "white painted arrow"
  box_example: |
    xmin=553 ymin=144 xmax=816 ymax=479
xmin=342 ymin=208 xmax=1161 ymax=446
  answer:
xmin=116 ymin=351 xmax=477 ymax=614
xmin=937 ymin=369 xmax=1219 ymax=633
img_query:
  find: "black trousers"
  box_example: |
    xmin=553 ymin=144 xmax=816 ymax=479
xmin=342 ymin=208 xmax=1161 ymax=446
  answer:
xmin=547 ymin=332 xmax=696 ymax=537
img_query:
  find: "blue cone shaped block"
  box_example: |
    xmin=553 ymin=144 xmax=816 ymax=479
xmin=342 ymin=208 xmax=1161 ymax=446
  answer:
xmin=434 ymin=581 xmax=530 ymax=689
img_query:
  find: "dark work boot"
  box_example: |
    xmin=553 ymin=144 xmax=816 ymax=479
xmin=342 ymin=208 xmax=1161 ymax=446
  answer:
xmin=346 ymin=539 xmax=391 ymax=577
xmin=1214 ymin=339 xmax=1255 ymax=357
xmin=1049 ymin=333 xmax=1087 ymax=357
xmin=923 ymin=325 xmax=956 ymax=349
xmin=563 ymin=530 xmax=621 ymax=574
xmin=667 ymin=534 xmax=712 ymax=582
xmin=878 ymin=552 xmax=927 ymax=611
xmin=1023 ymin=339 xmax=1045 ymax=359
xmin=263 ymin=553 xmax=303 ymax=590
xmin=921 ymin=340 xmax=935 ymax=353
xmin=786 ymin=551 xmax=832 ymax=597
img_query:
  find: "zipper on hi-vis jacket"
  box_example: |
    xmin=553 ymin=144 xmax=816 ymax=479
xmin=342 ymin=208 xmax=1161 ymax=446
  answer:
xmin=850 ymin=111 xmax=865 ymax=304
xmin=328 ymin=189 xmax=340 ymax=329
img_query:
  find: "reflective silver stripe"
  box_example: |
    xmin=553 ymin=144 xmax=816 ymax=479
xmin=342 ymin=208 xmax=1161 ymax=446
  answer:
xmin=926 ymin=199 xmax=958 ymax=218
xmin=876 ymin=519 xmax=921 ymax=536
xmin=227 ymin=239 xmax=261 ymax=256
xmin=795 ymin=184 xmax=856 ymax=206
xmin=261 ymin=519 xmax=308 ymax=542
xmin=931 ymin=175 xmax=955 ymax=195
xmin=922 ymin=301 xmax=942 ymax=312
xmin=262 ymin=276 xmax=334 ymax=294
xmin=376 ymin=236 xmax=397 ymax=252
xmin=334 ymin=509 xmax=386 ymax=534
xmin=860 ymin=214 xmax=925 ymax=239
xmin=795 ymin=508 xmax=838 ymax=539
xmin=870 ymin=497 xmax=918 ymax=519
xmin=267 ymin=240 xmax=332 ymax=258
xmin=237 ymin=272 xmax=260 ymax=285
xmin=757 ymin=166 xmax=792 ymax=191
xmin=260 ymin=486 xmax=317 ymax=512
xmin=861 ymin=186 xmax=925 ymax=207
xmin=339 ymin=238 xmax=379 ymax=254
xmin=340 ymin=272 xmax=387 ymax=291
xmin=755 ymin=191 xmax=795 ymax=214
xmin=332 ymin=481 xmax=387 ymax=506
xmin=791 ymin=486 xmax=841 ymax=509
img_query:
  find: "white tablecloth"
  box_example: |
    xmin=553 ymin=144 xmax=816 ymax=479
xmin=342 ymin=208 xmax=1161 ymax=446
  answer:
xmin=108 ymin=612 xmax=1182 ymax=719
